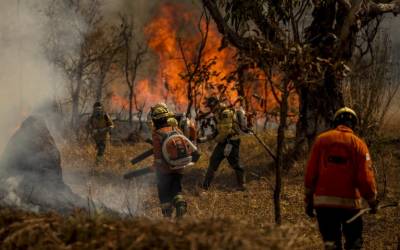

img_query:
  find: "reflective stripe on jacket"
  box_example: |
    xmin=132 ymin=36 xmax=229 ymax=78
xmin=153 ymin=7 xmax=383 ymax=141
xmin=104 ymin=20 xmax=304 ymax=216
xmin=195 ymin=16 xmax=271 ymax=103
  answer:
xmin=305 ymin=125 xmax=377 ymax=209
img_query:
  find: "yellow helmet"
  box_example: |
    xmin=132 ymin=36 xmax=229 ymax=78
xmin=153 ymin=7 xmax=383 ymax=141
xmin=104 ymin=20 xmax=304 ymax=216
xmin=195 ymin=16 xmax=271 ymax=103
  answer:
xmin=150 ymin=103 xmax=172 ymax=120
xmin=167 ymin=117 xmax=178 ymax=127
xmin=333 ymin=107 xmax=358 ymax=127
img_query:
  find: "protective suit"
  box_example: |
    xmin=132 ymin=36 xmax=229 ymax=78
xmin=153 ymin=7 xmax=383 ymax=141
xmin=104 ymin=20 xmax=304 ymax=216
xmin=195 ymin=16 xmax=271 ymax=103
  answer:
xmin=86 ymin=103 xmax=114 ymax=163
xmin=202 ymin=98 xmax=247 ymax=190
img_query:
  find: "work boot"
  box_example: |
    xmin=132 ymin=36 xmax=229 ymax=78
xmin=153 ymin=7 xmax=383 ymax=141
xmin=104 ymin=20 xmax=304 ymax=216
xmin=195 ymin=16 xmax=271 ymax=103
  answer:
xmin=202 ymin=169 xmax=215 ymax=190
xmin=173 ymin=195 xmax=187 ymax=218
xmin=161 ymin=203 xmax=173 ymax=218
xmin=235 ymin=170 xmax=246 ymax=191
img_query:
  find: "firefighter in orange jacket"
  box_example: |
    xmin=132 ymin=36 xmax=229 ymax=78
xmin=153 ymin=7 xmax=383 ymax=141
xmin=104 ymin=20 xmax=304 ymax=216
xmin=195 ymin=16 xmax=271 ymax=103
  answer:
xmin=150 ymin=104 xmax=191 ymax=218
xmin=305 ymin=107 xmax=378 ymax=250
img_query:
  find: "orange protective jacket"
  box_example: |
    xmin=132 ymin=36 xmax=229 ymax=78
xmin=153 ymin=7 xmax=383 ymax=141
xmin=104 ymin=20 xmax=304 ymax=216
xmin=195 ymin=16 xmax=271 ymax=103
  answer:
xmin=305 ymin=125 xmax=377 ymax=209
xmin=151 ymin=126 xmax=184 ymax=174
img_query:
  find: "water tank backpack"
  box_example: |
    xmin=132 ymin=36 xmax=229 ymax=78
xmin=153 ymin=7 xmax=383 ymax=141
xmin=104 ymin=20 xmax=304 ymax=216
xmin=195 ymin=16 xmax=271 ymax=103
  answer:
xmin=159 ymin=130 xmax=198 ymax=170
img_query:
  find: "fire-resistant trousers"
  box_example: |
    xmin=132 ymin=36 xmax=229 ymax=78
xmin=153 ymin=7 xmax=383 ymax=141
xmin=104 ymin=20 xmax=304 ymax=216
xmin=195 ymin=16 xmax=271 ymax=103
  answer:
xmin=156 ymin=171 xmax=186 ymax=217
xmin=95 ymin=139 xmax=106 ymax=157
xmin=202 ymin=139 xmax=245 ymax=189
xmin=316 ymin=207 xmax=363 ymax=250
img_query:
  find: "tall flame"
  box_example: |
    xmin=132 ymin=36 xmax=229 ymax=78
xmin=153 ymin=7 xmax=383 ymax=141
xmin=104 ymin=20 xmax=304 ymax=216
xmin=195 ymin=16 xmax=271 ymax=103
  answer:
xmin=110 ymin=2 xmax=298 ymax=118
xmin=137 ymin=3 xmax=237 ymax=111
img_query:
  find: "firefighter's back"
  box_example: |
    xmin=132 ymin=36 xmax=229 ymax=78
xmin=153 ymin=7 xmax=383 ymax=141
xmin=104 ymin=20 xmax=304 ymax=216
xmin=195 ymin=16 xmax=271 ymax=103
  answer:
xmin=313 ymin=125 xmax=368 ymax=208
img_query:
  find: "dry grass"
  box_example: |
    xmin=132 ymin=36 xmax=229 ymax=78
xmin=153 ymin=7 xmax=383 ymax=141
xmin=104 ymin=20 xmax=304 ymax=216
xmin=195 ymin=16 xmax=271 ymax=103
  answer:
xmin=0 ymin=207 xmax=315 ymax=250
xmin=0 ymin=132 xmax=399 ymax=249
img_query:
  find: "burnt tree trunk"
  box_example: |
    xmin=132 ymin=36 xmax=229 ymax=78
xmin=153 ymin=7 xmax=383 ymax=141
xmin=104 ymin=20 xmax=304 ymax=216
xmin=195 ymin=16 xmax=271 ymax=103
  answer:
xmin=129 ymin=86 xmax=134 ymax=125
xmin=96 ymin=73 xmax=106 ymax=102
xmin=274 ymin=79 xmax=290 ymax=225
xmin=71 ymin=65 xmax=83 ymax=130
xmin=295 ymin=0 xmax=349 ymax=149
xmin=237 ymin=62 xmax=249 ymax=111
xmin=296 ymin=73 xmax=344 ymax=149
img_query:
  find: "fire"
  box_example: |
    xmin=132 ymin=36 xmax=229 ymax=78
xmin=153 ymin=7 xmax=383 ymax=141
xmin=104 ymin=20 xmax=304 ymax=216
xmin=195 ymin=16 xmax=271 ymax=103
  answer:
xmin=110 ymin=94 xmax=129 ymax=111
xmin=137 ymin=3 xmax=237 ymax=111
xmin=110 ymin=2 xmax=298 ymax=120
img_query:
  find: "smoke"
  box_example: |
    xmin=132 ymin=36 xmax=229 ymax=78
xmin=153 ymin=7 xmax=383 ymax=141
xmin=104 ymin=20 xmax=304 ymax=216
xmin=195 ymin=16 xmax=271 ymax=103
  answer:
xmin=63 ymin=169 xmax=152 ymax=215
xmin=0 ymin=1 xmax=74 ymax=152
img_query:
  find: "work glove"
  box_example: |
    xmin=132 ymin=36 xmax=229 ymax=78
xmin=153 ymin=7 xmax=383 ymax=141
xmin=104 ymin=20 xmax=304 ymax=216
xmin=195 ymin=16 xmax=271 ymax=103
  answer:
xmin=368 ymin=199 xmax=379 ymax=214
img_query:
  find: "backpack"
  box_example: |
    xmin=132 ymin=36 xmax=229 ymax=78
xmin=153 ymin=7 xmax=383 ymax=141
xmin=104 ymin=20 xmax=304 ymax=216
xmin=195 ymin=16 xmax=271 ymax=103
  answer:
xmin=159 ymin=129 xmax=198 ymax=170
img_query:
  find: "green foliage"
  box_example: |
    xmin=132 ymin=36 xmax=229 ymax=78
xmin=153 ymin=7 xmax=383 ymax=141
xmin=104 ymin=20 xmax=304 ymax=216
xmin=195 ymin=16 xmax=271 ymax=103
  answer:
xmin=219 ymin=0 xmax=306 ymax=31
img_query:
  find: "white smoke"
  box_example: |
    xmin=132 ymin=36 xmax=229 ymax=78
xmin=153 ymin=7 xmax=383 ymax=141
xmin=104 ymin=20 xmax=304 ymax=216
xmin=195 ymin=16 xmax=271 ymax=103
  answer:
xmin=0 ymin=0 xmax=79 ymax=152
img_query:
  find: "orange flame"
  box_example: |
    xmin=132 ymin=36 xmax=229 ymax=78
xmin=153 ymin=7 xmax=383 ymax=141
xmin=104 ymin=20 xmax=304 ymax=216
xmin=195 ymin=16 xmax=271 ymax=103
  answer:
xmin=110 ymin=2 xmax=298 ymax=119
xmin=137 ymin=3 xmax=237 ymax=111
xmin=110 ymin=94 xmax=129 ymax=111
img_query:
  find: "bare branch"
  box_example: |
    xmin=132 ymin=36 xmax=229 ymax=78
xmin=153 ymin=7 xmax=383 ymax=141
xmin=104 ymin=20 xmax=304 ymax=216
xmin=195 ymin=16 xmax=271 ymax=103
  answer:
xmin=202 ymin=0 xmax=259 ymax=54
xmin=367 ymin=0 xmax=400 ymax=16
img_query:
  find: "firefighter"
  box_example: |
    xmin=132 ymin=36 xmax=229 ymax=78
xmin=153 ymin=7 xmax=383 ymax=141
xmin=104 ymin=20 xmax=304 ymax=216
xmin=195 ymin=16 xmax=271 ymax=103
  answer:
xmin=305 ymin=107 xmax=378 ymax=250
xmin=175 ymin=113 xmax=201 ymax=163
xmin=150 ymin=103 xmax=193 ymax=218
xmin=86 ymin=102 xmax=114 ymax=164
xmin=201 ymin=97 xmax=247 ymax=191
xmin=175 ymin=113 xmax=197 ymax=142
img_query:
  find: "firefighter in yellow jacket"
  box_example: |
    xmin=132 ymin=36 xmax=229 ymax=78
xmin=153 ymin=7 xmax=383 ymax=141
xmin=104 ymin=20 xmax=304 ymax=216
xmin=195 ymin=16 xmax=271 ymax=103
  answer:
xmin=305 ymin=107 xmax=378 ymax=250
xmin=202 ymin=97 xmax=246 ymax=191
xmin=86 ymin=102 xmax=114 ymax=164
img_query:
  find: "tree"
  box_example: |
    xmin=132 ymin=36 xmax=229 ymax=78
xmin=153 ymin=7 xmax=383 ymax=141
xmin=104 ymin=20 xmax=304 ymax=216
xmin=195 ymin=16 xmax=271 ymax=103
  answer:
xmin=93 ymin=25 xmax=125 ymax=102
xmin=202 ymin=0 xmax=400 ymax=146
xmin=45 ymin=0 xmax=125 ymax=131
xmin=177 ymin=10 xmax=211 ymax=118
xmin=344 ymin=31 xmax=400 ymax=142
xmin=45 ymin=0 xmax=102 ymax=129
xmin=119 ymin=15 xmax=147 ymax=126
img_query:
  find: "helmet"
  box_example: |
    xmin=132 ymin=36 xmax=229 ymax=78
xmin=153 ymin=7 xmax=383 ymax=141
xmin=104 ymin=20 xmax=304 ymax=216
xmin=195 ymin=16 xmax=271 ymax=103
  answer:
xmin=333 ymin=107 xmax=358 ymax=128
xmin=93 ymin=102 xmax=102 ymax=108
xmin=205 ymin=97 xmax=219 ymax=108
xmin=93 ymin=102 xmax=103 ymax=112
xmin=167 ymin=117 xmax=179 ymax=127
xmin=150 ymin=103 xmax=171 ymax=120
